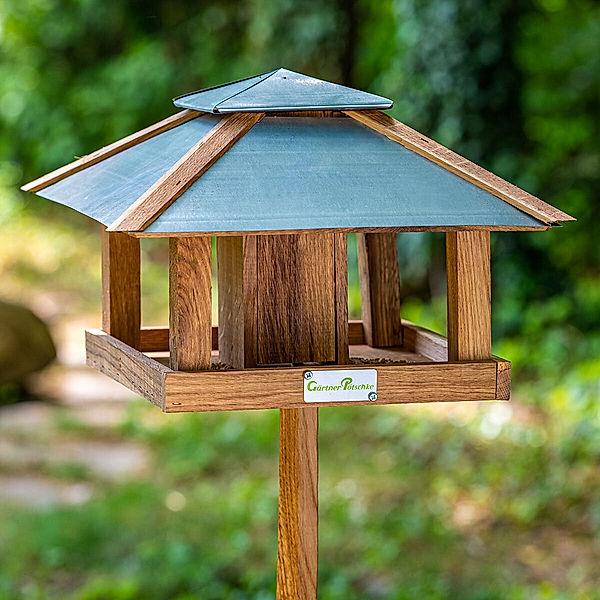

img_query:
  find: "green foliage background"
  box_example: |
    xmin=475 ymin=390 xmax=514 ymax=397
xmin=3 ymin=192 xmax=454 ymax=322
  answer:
xmin=0 ymin=0 xmax=599 ymax=598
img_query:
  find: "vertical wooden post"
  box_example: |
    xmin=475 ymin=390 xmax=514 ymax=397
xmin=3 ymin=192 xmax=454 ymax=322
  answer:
xmin=446 ymin=231 xmax=491 ymax=361
xmin=277 ymin=407 xmax=318 ymax=600
xmin=357 ymin=232 xmax=402 ymax=347
xmin=169 ymin=236 xmax=212 ymax=371
xmin=217 ymin=236 xmax=258 ymax=369
xmin=334 ymin=233 xmax=349 ymax=365
xmin=101 ymin=228 xmax=140 ymax=349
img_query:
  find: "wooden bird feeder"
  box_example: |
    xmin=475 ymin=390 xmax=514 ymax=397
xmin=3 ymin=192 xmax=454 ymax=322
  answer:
xmin=23 ymin=68 xmax=573 ymax=599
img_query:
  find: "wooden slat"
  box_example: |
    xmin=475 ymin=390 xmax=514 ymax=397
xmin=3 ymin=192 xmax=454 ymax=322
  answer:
xmin=129 ymin=224 xmax=551 ymax=239
xmin=138 ymin=319 xmax=446 ymax=357
xmin=446 ymin=231 xmax=492 ymax=361
xmin=109 ymin=112 xmax=264 ymax=232
xmin=357 ymin=232 xmax=402 ymax=347
xmin=169 ymin=237 xmax=212 ymax=371
xmin=85 ymin=330 xmax=168 ymax=409
xmin=495 ymin=358 xmax=511 ymax=400
xmin=217 ymin=236 xmax=258 ymax=368
xmin=22 ymin=110 xmax=200 ymax=193
xmin=257 ymin=233 xmax=336 ymax=364
xmin=334 ymin=233 xmax=349 ymax=364
xmin=101 ymin=229 xmax=140 ymax=349
xmin=277 ymin=407 xmax=318 ymax=600
xmin=344 ymin=110 xmax=574 ymax=224
xmin=164 ymin=361 xmax=498 ymax=412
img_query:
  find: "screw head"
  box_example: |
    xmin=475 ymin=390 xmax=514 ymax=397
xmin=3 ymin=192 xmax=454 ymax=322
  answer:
xmin=304 ymin=371 xmax=313 ymax=380
xmin=368 ymin=392 xmax=378 ymax=402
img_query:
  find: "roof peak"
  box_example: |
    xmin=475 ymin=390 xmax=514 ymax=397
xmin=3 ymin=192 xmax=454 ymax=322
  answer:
xmin=173 ymin=68 xmax=393 ymax=113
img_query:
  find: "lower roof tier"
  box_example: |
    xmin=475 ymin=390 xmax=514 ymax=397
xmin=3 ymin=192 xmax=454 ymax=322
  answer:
xmin=39 ymin=114 xmax=547 ymax=233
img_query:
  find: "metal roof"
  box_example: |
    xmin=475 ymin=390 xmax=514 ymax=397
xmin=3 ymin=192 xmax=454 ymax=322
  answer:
xmin=37 ymin=115 xmax=547 ymax=232
xmin=173 ymin=68 xmax=394 ymax=113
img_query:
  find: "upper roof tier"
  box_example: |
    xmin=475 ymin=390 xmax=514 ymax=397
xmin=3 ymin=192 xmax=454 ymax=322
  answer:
xmin=173 ymin=68 xmax=394 ymax=113
xmin=21 ymin=69 xmax=574 ymax=234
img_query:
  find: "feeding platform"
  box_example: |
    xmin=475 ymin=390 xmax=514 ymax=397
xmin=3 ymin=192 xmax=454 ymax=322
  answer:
xmin=23 ymin=67 xmax=573 ymax=599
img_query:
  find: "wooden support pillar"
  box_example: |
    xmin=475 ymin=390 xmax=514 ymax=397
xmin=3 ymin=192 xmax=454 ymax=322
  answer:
xmin=357 ymin=232 xmax=402 ymax=347
xmin=101 ymin=228 xmax=140 ymax=349
xmin=446 ymin=231 xmax=491 ymax=361
xmin=169 ymin=236 xmax=212 ymax=371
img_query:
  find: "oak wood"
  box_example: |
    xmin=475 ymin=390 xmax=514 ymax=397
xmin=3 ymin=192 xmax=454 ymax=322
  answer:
xmin=22 ymin=110 xmax=200 ymax=193
xmin=277 ymin=407 xmax=318 ymax=600
xmin=137 ymin=320 xmax=446 ymax=357
xmin=85 ymin=329 xmax=510 ymax=413
xmin=334 ymin=233 xmax=349 ymax=364
xmin=257 ymin=234 xmax=336 ymax=365
xmin=344 ymin=110 xmax=574 ymax=224
xmin=446 ymin=231 xmax=492 ymax=361
xmin=108 ymin=112 xmax=264 ymax=232
xmin=169 ymin=237 xmax=212 ymax=371
xmin=496 ymin=359 xmax=511 ymax=400
xmin=217 ymin=236 xmax=258 ymax=368
xmin=357 ymin=232 xmax=402 ymax=347
xmin=101 ymin=229 xmax=141 ymax=349
xmin=129 ymin=224 xmax=550 ymax=238
xmin=86 ymin=330 xmax=168 ymax=409
xmin=164 ymin=361 xmax=499 ymax=412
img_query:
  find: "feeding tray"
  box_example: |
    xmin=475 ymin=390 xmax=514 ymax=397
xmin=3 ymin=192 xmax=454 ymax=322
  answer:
xmin=22 ymin=67 xmax=573 ymax=599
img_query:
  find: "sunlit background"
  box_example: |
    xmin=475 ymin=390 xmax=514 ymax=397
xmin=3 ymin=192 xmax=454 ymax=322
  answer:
xmin=1 ymin=1 xmax=599 ymax=598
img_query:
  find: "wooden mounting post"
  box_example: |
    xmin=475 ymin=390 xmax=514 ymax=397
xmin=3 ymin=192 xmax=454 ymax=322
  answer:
xmin=357 ymin=232 xmax=402 ymax=347
xmin=101 ymin=228 xmax=140 ymax=349
xmin=169 ymin=236 xmax=212 ymax=371
xmin=446 ymin=231 xmax=491 ymax=361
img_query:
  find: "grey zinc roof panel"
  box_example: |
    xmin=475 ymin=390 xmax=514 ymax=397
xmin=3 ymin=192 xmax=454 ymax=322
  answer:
xmin=173 ymin=68 xmax=393 ymax=113
xmin=37 ymin=115 xmax=220 ymax=226
xmin=145 ymin=116 xmax=545 ymax=232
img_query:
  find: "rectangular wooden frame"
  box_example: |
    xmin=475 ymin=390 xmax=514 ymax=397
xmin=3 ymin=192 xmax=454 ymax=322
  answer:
xmin=86 ymin=320 xmax=510 ymax=413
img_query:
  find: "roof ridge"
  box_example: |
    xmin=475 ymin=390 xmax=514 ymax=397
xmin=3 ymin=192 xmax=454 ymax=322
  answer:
xmin=172 ymin=70 xmax=277 ymax=109
xmin=213 ymin=68 xmax=279 ymax=113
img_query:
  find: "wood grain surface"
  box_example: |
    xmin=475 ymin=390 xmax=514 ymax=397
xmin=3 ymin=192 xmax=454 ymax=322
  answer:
xmin=85 ymin=329 xmax=510 ymax=412
xmin=109 ymin=112 xmax=264 ymax=232
xmin=217 ymin=236 xmax=258 ymax=368
xmin=22 ymin=110 xmax=200 ymax=193
xmin=446 ymin=231 xmax=492 ymax=361
xmin=357 ymin=232 xmax=402 ymax=347
xmin=101 ymin=229 xmax=140 ymax=349
xmin=257 ymin=234 xmax=336 ymax=365
xmin=334 ymin=233 xmax=349 ymax=364
xmin=86 ymin=330 xmax=168 ymax=409
xmin=169 ymin=237 xmax=212 ymax=371
xmin=277 ymin=407 xmax=318 ymax=600
xmin=344 ymin=110 xmax=574 ymax=224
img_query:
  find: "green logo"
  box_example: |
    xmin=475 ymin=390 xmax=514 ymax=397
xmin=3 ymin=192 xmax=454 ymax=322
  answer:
xmin=306 ymin=376 xmax=374 ymax=393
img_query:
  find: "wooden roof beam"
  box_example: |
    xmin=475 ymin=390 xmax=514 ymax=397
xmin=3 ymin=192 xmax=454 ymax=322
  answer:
xmin=21 ymin=109 xmax=201 ymax=193
xmin=108 ymin=112 xmax=264 ymax=232
xmin=343 ymin=110 xmax=575 ymax=224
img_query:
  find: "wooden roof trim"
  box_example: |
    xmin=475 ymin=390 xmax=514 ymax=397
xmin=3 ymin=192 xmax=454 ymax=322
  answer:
xmin=108 ymin=112 xmax=265 ymax=232
xmin=21 ymin=109 xmax=201 ymax=193
xmin=343 ymin=110 xmax=575 ymax=224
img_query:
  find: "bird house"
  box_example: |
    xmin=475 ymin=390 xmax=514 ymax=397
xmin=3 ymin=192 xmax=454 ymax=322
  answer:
xmin=22 ymin=68 xmax=573 ymax=599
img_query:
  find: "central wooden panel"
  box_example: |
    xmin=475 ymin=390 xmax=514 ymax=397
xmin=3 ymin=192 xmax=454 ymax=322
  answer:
xmin=257 ymin=233 xmax=336 ymax=365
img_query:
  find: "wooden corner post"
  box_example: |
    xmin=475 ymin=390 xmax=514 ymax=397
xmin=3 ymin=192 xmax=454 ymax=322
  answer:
xmin=446 ymin=231 xmax=491 ymax=361
xmin=169 ymin=237 xmax=213 ymax=371
xmin=218 ymin=232 xmax=348 ymax=599
xmin=101 ymin=228 xmax=141 ymax=349
xmin=357 ymin=232 xmax=402 ymax=347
